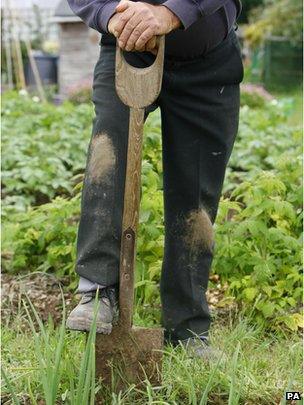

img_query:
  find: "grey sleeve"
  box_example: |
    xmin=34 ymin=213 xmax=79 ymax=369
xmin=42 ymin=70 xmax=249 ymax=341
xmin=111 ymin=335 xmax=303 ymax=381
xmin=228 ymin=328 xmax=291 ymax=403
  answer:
xmin=163 ymin=0 xmax=230 ymax=29
xmin=66 ymin=0 xmax=118 ymax=33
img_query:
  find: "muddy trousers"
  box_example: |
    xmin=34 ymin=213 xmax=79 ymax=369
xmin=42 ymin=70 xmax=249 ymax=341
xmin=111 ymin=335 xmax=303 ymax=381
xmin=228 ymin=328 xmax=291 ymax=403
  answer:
xmin=75 ymin=30 xmax=243 ymax=343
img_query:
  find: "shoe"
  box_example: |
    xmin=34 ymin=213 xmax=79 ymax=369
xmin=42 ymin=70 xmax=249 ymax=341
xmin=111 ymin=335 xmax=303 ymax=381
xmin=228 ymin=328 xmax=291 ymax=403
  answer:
xmin=66 ymin=287 xmax=118 ymax=334
xmin=179 ymin=336 xmax=225 ymax=362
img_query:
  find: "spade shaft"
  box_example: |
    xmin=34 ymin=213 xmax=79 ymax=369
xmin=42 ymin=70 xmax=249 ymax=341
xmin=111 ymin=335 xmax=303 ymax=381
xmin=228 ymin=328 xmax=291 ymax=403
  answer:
xmin=118 ymin=107 xmax=144 ymax=330
xmin=95 ymin=37 xmax=165 ymax=395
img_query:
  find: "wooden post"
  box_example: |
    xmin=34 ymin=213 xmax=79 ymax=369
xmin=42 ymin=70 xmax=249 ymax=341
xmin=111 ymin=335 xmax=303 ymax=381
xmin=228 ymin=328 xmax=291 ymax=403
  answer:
xmin=24 ymin=39 xmax=47 ymax=102
xmin=6 ymin=0 xmax=26 ymax=89
xmin=3 ymin=7 xmax=14 ymax=89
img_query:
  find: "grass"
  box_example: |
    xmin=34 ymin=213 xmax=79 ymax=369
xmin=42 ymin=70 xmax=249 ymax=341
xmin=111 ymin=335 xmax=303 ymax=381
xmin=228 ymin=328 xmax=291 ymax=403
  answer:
xmin=2 ymin=294 xmax=100 ymax=405
xmin=1 ymin=303 xmax=302 ymax=404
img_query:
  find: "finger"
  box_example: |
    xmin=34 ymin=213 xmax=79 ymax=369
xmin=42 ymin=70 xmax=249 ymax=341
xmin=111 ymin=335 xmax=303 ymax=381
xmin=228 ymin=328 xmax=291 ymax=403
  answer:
xmin=145 ymin=36 xmax=160 ymax=54
xmin=144 ymin=45 xmax=157 ymax=55
xmin=115 ymin=0 xmax=131 ymax=13
xmin=134 ymin=27 xmax=155 ymax=51
xmin=108 ymin=14 xmax=121 ymax=36
xmin=118 ymin=13 xmax=144 ymax=49
xmin=138 ymin=37 xmax=156 ymax=53
xmin=114 ymin=8 xmax=136 ymax=39
xmin=125 ymin=20 xmax=150 ymax=51
xmin=144 ymin=36 xmax=157 ymax=52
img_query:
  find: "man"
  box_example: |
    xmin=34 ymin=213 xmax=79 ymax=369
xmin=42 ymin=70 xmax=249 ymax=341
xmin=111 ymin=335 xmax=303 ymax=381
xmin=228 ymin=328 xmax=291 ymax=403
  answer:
xmin=66 ymin=0 xmax=243 ymax=354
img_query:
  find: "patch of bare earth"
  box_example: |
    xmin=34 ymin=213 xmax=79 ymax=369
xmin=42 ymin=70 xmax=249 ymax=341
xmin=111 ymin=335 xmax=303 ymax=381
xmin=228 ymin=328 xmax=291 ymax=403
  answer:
xmin=1 ymin=271 xmax=236 ymax=330
xmin=207 ymin=274 xmax=238 ymax=320
xmin=1 ymin=272 xmax=78 ymax=328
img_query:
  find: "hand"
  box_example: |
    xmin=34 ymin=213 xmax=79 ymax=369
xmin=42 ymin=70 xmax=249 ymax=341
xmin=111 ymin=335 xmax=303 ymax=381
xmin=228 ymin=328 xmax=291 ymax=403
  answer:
xmin=108 ymin=12 xmax=122 ymax=36
xmin=108 ymin=0 xmax=181 ymax=52
xmin=108 ymin=11 xmax=158 ymax=53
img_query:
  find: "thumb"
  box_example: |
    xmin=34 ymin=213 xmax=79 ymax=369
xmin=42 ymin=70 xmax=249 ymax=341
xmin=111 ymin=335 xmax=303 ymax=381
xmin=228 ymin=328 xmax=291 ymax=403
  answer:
xmin=115 ymin=0 xmax=131 ymax=12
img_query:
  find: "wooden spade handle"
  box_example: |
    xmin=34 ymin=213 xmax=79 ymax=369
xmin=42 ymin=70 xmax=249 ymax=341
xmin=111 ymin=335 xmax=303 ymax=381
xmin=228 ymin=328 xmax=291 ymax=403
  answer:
xmin=116 ymin=38 xmax=165 ymax=329
xmin=118 ymin=107 xmax=144 ymax=329
xmin=115 ymin=36 xmax=165 ymax=109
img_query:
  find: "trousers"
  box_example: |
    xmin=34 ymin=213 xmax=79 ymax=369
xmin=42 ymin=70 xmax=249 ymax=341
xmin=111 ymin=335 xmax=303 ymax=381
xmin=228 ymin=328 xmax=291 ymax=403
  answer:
xmin=75 ymin=29 xmax=243 ymax=343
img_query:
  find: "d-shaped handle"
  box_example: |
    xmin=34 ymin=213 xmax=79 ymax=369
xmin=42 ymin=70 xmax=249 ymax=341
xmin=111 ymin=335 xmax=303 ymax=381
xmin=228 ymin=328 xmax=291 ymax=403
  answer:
xmin=115 ymin=36 xmax=165 ymax=109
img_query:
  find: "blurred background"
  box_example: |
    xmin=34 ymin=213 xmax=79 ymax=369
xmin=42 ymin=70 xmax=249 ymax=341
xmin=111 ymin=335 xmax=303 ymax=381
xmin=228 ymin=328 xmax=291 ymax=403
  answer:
xmin=1 ymin=0 xmax=303 ymax=98
xmin=1 ymin=1 xmax=303 ymax=403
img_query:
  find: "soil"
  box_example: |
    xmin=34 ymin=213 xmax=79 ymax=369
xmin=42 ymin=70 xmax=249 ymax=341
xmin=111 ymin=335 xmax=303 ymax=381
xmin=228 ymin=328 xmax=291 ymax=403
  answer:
xmin=1 ymin=272 xmax=78 ymax=328
xmin=1 ymin=272 xmax=236 ymax=330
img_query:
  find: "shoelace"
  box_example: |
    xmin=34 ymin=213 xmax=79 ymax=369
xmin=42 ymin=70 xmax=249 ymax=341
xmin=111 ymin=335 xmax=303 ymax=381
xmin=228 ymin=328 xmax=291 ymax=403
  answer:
xmin=87 ymin=287 xmax=118 ymax=308
xmin=81 ymin=287 xmax=118 ymax=308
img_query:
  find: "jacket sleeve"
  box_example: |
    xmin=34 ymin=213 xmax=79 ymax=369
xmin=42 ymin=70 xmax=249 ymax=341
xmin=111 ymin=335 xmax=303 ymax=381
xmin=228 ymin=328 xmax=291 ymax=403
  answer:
xmin=163 ymin=0 xmax=230 ymax=29
xmin=67 ymin=0 xmax=118 ymax=33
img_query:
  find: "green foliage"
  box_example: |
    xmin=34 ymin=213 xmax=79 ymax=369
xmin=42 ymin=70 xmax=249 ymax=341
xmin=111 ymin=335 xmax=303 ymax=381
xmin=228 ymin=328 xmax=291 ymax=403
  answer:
xmin=1 ymin=91 xmax=302 ymax=332
xmin=2 ymin=195 xmax=80 ymax=289
xmin=2 ymin=295 xmax=99 ymax=404
xmin=240 ymin=88 xmax=269 ymax=109
xmin=2 ymin=112 xmax=165 ymax=301
xmin=218 ymin=98 xmax=302 ymax=330
xmin=225 ymin=98 xmax=302 ymax=195
xmin=245 ymin=0 xmax=303 ymax=46
xmin=136 ymin=114 xmax=164 ymax=310
xmin=214 ymin=172 xmax=302 ymax=331
xmin=23 ymin=295 xmax=67 ymax=404
xmin=2 ymin=315 xmax=302 ymax=403
xmin=2 ymin=91 xmax=92 ymax=212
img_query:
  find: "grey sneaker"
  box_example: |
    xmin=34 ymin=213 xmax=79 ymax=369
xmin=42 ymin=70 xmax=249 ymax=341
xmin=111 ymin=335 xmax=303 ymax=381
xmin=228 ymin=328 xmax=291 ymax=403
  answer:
xmin=66 ymin=287 xmax=118 ymax=334
xmin=180 ymin=336 xmax=225 ymax=362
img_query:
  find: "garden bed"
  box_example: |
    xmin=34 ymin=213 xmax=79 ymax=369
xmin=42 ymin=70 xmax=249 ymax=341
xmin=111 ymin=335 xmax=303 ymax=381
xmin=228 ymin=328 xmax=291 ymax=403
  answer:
xmin=1 ymin=89 xmax=302 ymax=403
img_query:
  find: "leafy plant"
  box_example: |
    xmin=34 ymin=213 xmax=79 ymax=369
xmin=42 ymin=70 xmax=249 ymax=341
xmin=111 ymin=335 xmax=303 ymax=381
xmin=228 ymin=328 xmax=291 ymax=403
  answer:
xmin=214 ymin=170 xmax=302 ymax=331
xmin=1 ymin=91 xmax=92 ymax=212
xmin=1 ymin=91 xmax=302 ymax=332
xmin=225 ymin=98 xmax=301 ymax=195
xmin=2 ymin=195 xmax=80 ymax=288
xmin=245 ymin=0 xmax=303 ymax=46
